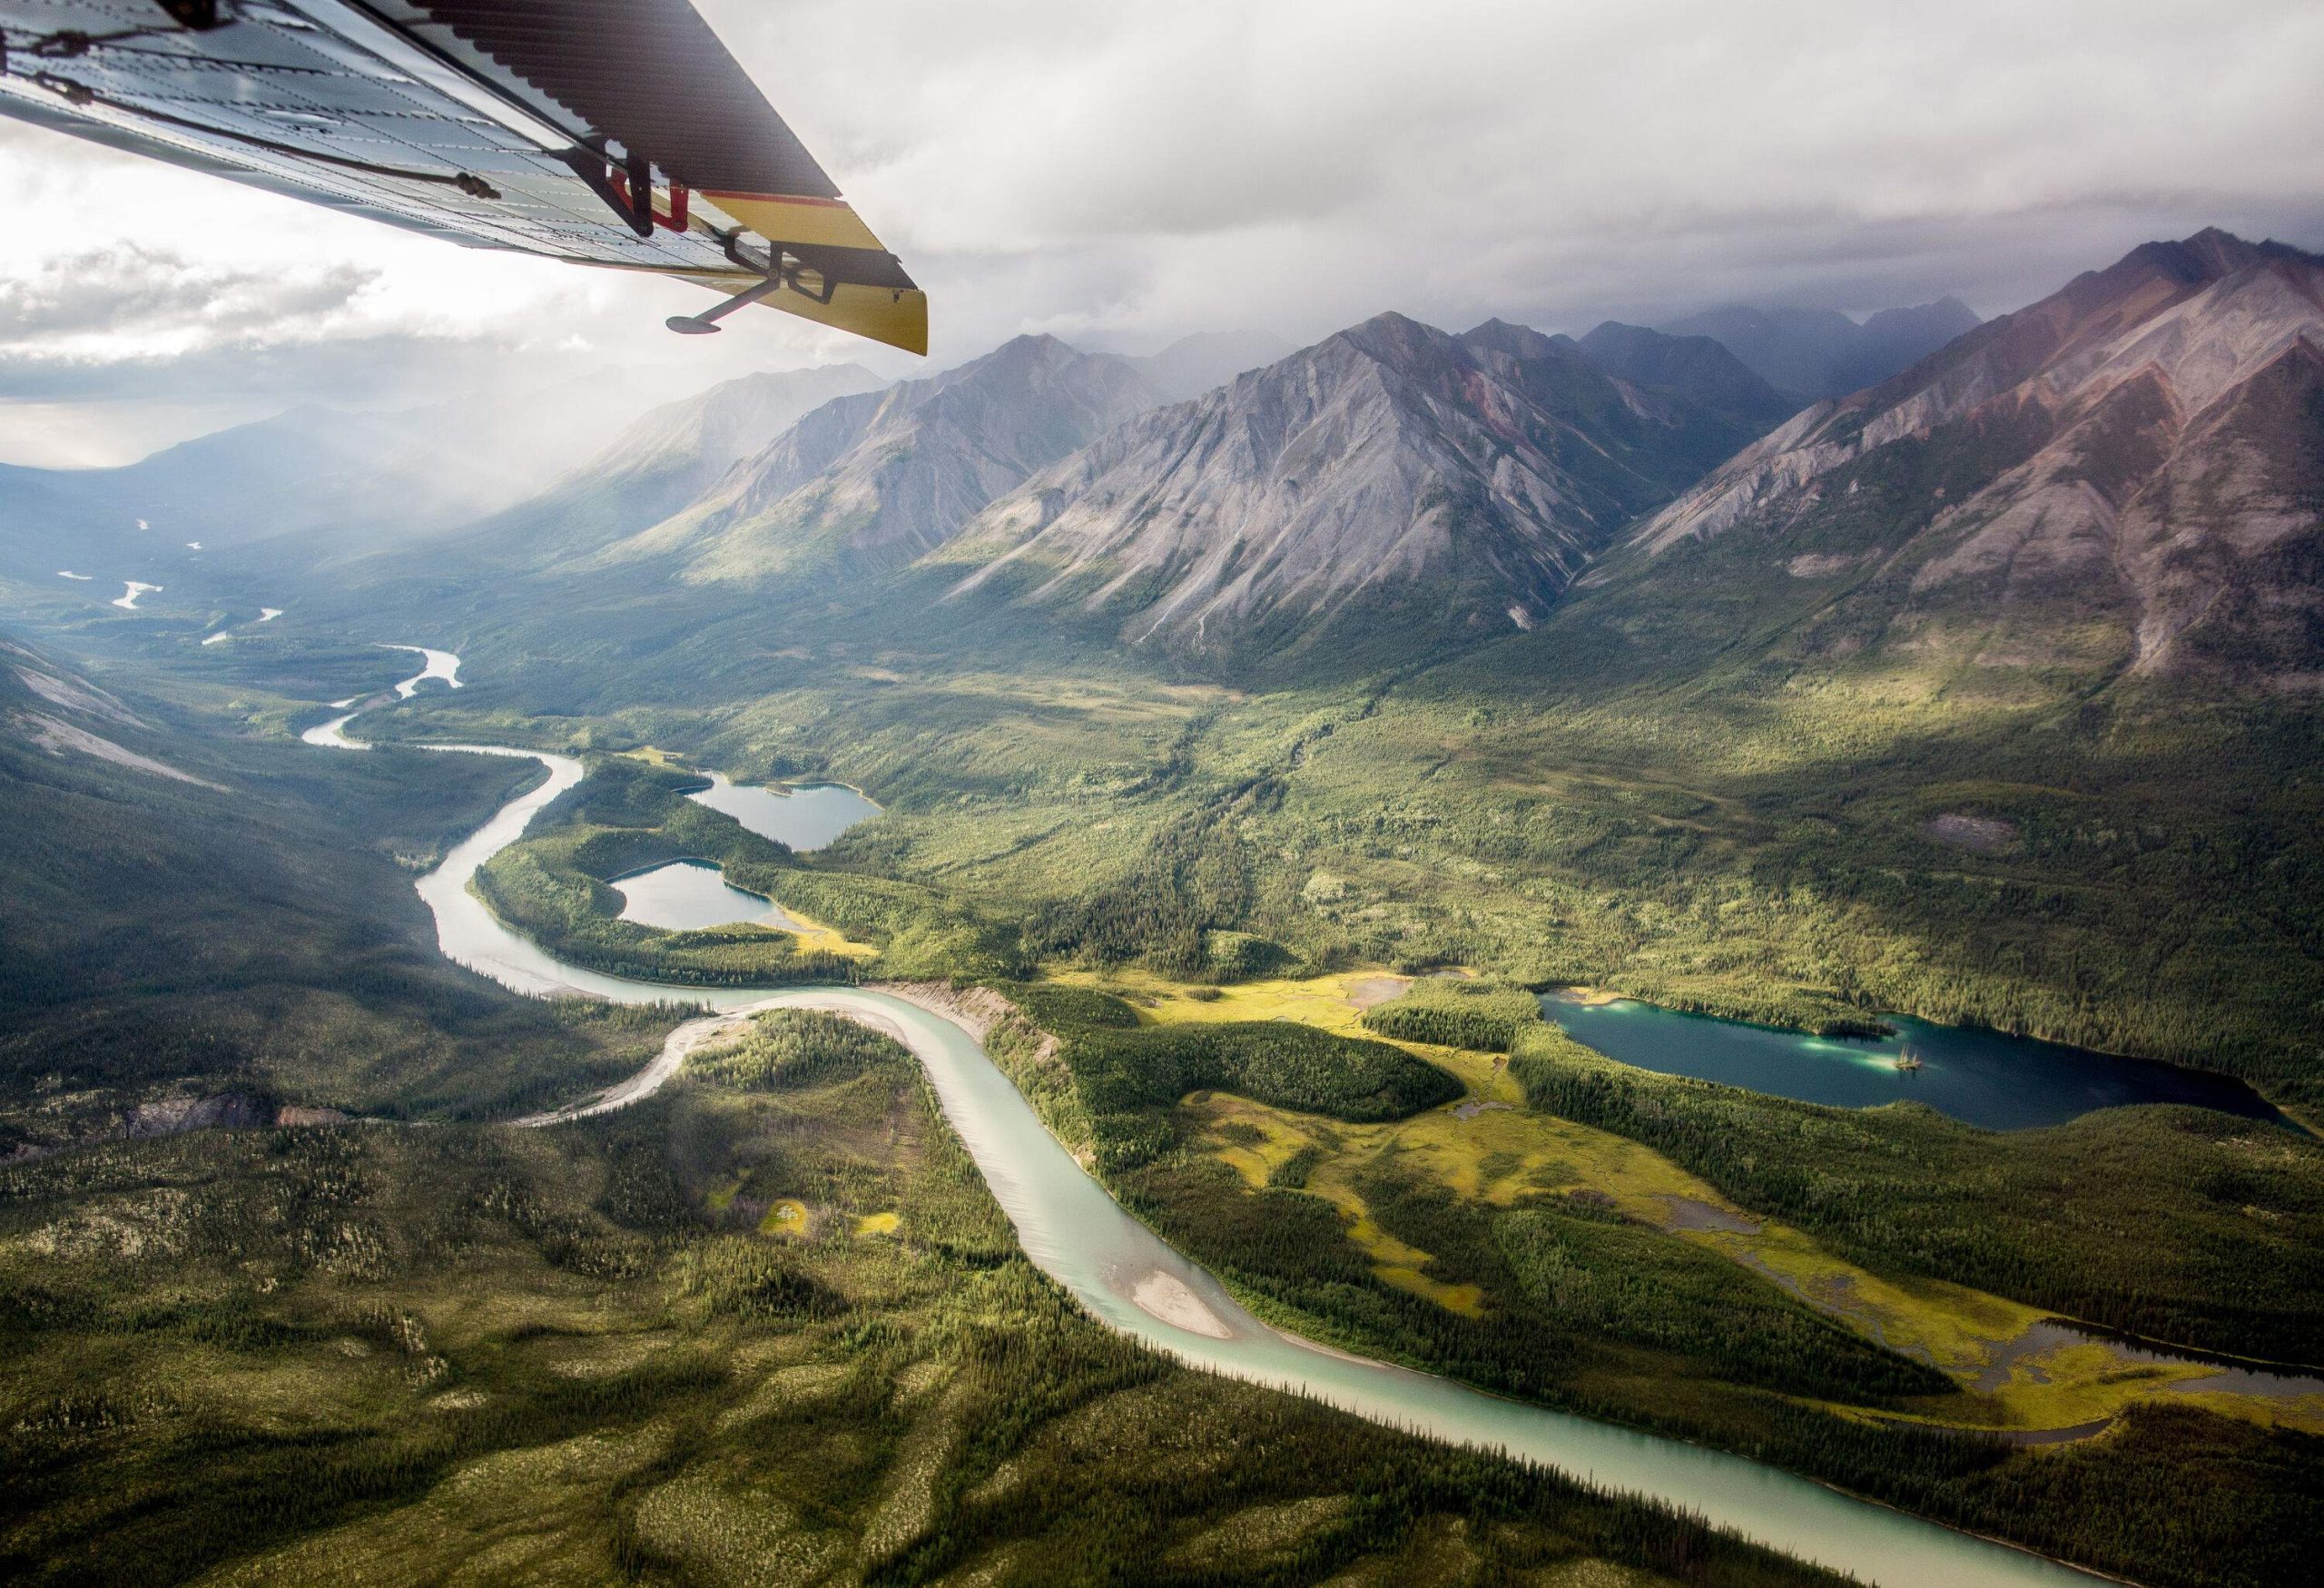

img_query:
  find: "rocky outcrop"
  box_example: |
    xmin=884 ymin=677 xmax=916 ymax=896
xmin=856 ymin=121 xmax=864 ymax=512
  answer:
xmin=119 ymin=1093 xmax=274 ymax=1139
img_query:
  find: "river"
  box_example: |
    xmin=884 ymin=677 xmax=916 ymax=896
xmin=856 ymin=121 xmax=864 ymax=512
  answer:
xmin=307 ymin=647 xmax=2106 ymax=1588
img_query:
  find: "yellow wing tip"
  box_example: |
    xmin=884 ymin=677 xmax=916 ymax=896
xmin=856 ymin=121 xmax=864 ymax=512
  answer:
xmin=763 ymin=281 xmax=927 ymax=355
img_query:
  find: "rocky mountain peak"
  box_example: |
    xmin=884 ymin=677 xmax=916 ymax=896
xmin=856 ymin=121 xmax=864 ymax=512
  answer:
xmin=576 ymin=335 xmax=1162 ymax=584
xmin=2122 ymin=226 xmax=2315 ymax=288
xmin=1625 ymin=228 xmax=2324 ymax=684
xmin=1455 ymin=317 xmax=1570 ymax=363
xmin=927 ymin=310 xmax=1774 ymax=676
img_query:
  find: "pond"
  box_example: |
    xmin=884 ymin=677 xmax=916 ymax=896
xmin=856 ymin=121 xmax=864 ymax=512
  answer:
xmin=1541 ymin=993 xmax=2288 ymax=1131
xmin=686 ymin=770 xmax=880 ymax=852
xmin=612 ymin=859 xmax=798 ymax=932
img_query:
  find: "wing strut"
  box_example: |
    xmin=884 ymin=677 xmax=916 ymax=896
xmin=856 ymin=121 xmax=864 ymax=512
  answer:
xmin=665 ymin=271 xmax=788 ymax=335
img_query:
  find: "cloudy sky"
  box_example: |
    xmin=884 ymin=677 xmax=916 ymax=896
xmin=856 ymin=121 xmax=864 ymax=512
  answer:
xmin=2 ymin=0 xmax=2320 ymax=465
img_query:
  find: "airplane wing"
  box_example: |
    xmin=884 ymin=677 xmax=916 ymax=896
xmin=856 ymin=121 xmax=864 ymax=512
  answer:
xmin=0 ymin=0 xmax=925 ymax=352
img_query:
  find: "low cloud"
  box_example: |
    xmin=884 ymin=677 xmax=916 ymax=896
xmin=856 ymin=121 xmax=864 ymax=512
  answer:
xmin=0 ymin=246 xmax=373 ymax=343
xmin=721 ymin=0 xmax=2324 ymax=351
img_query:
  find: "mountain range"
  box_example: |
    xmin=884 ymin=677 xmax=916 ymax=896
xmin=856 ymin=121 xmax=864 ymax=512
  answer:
xmin=931 ymin=313 xmax=1786 ymax=669
xmin=1599 ymin=227 xmax=2324 ymax=689
xmin=1658 ymin=297 xmax=1984 ymax=400
xmin=24 ymin=231 xmax=2317 ymax=704
xmin=343 ymin=304 xmax=1787 ymax=678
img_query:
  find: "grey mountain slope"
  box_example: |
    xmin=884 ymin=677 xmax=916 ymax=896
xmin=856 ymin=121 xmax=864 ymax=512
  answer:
xmin=1661 ymin=297 xmax=1981 ymax=400
xmin=590 ymin=335 xmax=1162 ymax=583
xmin=929 ymin=311 xmax=1764 ymax=672
xmin=1618 ymin=229 xmax=2324 ymax=685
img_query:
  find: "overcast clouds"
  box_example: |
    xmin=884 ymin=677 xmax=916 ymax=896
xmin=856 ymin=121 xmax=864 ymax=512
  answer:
xmin=2 ymin=0 xmax=2319 ymax=464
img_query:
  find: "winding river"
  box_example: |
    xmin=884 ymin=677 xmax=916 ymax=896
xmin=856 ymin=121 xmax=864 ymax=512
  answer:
xmin=308 ymin=649 xmax=2105 ymax=1588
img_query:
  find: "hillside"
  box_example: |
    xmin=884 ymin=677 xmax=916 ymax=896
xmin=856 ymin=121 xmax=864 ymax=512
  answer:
xmin=0 ymin=630 xmax=664 ymax=1151
xmin=1620 ymin=227 xmax=2324 ymax=687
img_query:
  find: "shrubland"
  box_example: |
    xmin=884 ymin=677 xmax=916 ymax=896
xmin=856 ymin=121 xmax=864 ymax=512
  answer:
xmin=1508 ymin=1024 xmax=2324 ymax=1364
xmin=0 ymin=1008 xmax=1840 ymax=1588
xmin=982 ymin=981 xmax=2324 ymax=1588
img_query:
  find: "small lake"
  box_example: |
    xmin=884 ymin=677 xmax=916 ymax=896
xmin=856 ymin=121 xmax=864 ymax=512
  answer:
xmin=687 ymin=771 xmax=879 ymax=852
xmin=613 ymin=860 xmax=798 ymax=932
xmin=1541 ymin=994 xmax=2287 ymax=1131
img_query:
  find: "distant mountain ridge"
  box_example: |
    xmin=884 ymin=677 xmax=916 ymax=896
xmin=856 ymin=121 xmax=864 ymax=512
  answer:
xmin=451 ymin=363 xmax=884 ymax=567
xmin=1126 ymin=330 xmax=1300 ymax=402
xmin=1571 ymin=322 xmax=1801 ymax=430
xmin=587 ymin=334 xmax=1162 ymax=583
xmin=1661 ymin=297 xmax=1982 ymax=400
xmin=0 ymin=370 xmax=753 ymax=587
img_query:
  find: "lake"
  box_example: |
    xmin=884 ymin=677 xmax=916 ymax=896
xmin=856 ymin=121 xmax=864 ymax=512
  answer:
xmin=1541 ymin=993 xmax=2287 ymax=1130
xmin=686 ymin=770 xmax=880 ymax=852
xmin=613 ymin=859 xmax=799 ymax=932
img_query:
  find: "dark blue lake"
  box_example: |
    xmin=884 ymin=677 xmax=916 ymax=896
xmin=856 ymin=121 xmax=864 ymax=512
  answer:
xmin=1541 ymin=993 xmax=2288 ymax=1131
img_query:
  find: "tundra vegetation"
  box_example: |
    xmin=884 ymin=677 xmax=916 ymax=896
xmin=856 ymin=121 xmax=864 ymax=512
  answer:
xmin=394 ymin=606 xmax=2324 ymax=1115
xmin=980 ymin=977 xmax=2324 ymax=1588
xmin=473 ymin=753 xmax=1022 ymax=987
xmin=398 ymin=719 xmax=2324 ymax=1587
xmin=0 ymin=1009 xmax=1841 ymax=1588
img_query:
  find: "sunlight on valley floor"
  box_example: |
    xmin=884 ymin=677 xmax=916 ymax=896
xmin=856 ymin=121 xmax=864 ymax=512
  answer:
xmin=1059 ymin=968 xmax=2324 ymax=1438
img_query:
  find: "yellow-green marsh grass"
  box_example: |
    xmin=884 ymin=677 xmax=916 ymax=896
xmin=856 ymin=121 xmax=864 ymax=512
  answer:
xmin=1115 ymin=967 xmax=2324 ymax=1435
